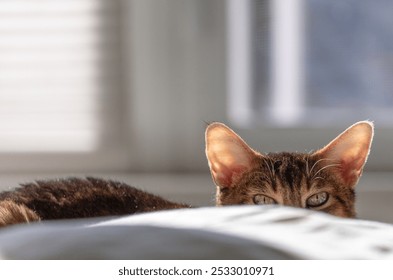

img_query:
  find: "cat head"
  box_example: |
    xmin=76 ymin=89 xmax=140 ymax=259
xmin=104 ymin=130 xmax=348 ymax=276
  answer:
xmin=205 ymin=121 xmax=374 ymax=218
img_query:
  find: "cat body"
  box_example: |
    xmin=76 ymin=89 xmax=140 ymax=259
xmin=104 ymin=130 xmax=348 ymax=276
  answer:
xmin=0 ymin=121 xmax=373 ymax=227
xmin=0 ymin=177 xmax=189 ymax=226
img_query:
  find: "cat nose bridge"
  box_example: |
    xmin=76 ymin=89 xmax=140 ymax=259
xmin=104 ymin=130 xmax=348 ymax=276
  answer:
xmin=281 ymin=197 xmax=303 ymax=208
xmin=279 ymin=169 xmax=306 ymax=208
xmin=274 ymin=179 xmax=303 ymax=207
xmin=281 ymin=188 xmax=303 ymax=208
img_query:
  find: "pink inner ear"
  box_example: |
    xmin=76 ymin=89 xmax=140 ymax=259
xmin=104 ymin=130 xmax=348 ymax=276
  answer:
xmin=205 ymin=123 xmax=256 ymax=188
xmin=314 ymin=121 xmax=373 ymax=188
xmin=339 ymin=143 xmax=371 ymax=186
xmin=211 ymin=163 xmax=247 ymax=188
xmin=208 ymin=147 xmax=252 ymax=188
xmin=340 ymin=157 xmax=363 ymax=187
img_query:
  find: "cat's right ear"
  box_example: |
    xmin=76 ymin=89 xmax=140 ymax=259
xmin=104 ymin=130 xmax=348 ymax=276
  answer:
xmin=205 ymin=123 xmax=257 ymax=188
xmin=312 ymin=121 xmax=374 ymax=188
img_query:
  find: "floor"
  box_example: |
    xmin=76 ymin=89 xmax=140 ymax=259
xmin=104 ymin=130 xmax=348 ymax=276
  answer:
xmin=0 ymin=172 xmax=391 ymax=224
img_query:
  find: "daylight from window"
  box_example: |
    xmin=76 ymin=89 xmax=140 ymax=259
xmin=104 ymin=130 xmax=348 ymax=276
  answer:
xmin=0 ymin=1 xmax=110 ymax=152
xmin=228 ymin=0 xmax=393 ymax=127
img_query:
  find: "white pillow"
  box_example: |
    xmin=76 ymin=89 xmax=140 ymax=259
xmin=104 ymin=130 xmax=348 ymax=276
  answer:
xmin=0 ymin=206 xmax=392 ymax=259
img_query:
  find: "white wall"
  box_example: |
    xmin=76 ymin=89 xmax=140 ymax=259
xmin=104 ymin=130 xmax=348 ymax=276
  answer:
xmin=123 ymin=0 xmax=228 ymax=172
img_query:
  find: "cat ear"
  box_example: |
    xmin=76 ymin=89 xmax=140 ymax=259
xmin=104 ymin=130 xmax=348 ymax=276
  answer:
xmin=313 ymin=121 xmax=374 ymax=188
xmin=205 ymin=123 xmax=257 ymax=188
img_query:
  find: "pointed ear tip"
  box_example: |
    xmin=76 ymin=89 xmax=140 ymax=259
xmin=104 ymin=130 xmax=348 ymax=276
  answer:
xmin=355 ymin=121 xmax=374 ymax=128
xmin=206 ymin=122 xmax=226 ymax=128
xmin=353 ymin=120 xmax=374 ymax=135
xmin=205 ymin=122 xmax=229 ymax=134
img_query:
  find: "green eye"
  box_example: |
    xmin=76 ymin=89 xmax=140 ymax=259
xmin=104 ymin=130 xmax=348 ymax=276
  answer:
xmin=253 ymin=194 xmax=276 ymax=205
xmin=306 ymin=192 xmax=329 ymax=208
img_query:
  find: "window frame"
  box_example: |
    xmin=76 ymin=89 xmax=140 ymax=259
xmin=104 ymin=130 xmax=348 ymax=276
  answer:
xmin=226 ymin=0 xmax=393 ymax=171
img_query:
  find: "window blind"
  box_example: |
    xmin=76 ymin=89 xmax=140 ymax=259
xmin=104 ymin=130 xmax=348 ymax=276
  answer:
xmin=0 ymin=0 xmax=120 ymax=152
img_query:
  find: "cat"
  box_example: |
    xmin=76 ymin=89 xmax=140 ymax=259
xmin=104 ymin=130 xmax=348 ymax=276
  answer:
xmin=205 ymin=121 xmax=373 ymax=218
xmin=0 ymin=121 xmax=373 ymax=227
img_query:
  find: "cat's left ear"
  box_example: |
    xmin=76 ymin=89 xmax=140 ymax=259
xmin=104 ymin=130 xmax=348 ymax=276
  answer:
xmin=313 ymin=121 xmax=374 ymax=188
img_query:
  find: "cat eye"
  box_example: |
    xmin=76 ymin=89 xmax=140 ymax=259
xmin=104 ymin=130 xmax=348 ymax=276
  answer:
xmin=253 ymin=194 xmax=276 ymax=205
xmin=306 ymin=192 xmax=329 ymax=208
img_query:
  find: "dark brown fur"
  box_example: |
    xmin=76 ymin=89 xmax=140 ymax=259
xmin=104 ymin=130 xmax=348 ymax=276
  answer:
xmin=0 ymin=177 xmax=189 ymax=226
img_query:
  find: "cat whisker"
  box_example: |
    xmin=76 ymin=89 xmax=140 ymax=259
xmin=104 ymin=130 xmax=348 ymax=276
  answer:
xmin=309 ymin=158 xmax=336 ymax=175
xmin=262 ymin=158 xmax=274 ymax=179
xmin=269 ymin=158 xmax=276 ymax=178
xmin=312 ymin=176 xmax=324 ymax=181
xmin=312 ymin=163 xmax=341 ymax=179
xmin=305 ymin=156 xmax=310 ymax=178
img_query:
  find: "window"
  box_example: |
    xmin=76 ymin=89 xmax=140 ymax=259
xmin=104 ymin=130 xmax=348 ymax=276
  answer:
xmin=0 ymin=0 xmax=126 ymax=171
xmin=228 ymin=0 xmax=393 ymax=127
xmin=0 ymin=0 xmax=121 ymax=152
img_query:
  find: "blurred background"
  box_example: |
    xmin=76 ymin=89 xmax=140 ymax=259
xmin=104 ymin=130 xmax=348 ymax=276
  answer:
xmin=0 ymin=0 xmax=391 ymax=222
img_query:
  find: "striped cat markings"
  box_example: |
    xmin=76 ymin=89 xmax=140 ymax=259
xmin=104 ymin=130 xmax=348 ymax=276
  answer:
xmin=206 ymin=121 xmax=373 ymax=217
